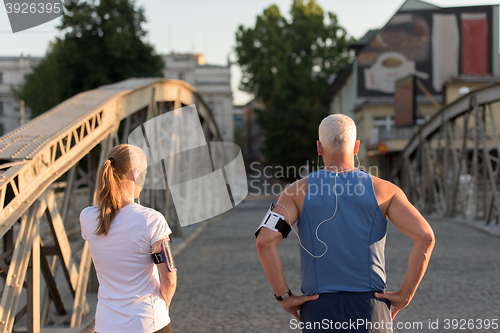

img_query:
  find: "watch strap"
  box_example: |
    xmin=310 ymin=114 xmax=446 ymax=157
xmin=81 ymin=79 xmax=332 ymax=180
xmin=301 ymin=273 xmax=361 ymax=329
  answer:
xmin=275 ymin=289 xmax=292 ymax=301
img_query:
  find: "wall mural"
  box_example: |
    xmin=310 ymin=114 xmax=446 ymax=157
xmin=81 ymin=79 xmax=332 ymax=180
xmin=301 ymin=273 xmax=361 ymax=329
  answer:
xmin=357 ymin=5 xmax=495 ymax=97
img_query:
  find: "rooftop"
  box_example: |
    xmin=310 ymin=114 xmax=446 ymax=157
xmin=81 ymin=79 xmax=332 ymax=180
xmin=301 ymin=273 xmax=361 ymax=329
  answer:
xmin=321 ymin=63 xmax=353 ymax=104
xmin=0 ymin=55 xmax=43 ymax=61
xmin=445 ymin=75 xmax=500 ymax=84
xmin=350 ymin=29 xmax=380 ymax=52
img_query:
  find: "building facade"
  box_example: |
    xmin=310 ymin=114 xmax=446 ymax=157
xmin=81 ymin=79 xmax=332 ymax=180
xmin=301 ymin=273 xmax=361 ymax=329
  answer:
xmin=162 ymin=53 xmax=234 ymax=142
xmin=0 ymin=55 xmax=42 ymax=135
xmin=0 ymin=53 xmax=234 ymax=143
xmin=233 ymin=105 xmax=244 ymax=150
xmin=241 ymin=98 xmax=265 ymax=166
xmin=323 ymin=0 xmax=500 ymax=178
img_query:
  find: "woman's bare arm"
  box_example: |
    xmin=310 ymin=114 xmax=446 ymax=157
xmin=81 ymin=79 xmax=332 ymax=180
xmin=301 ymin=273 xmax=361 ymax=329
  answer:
xmin=152 ymin=238 xmax=177 ymax=308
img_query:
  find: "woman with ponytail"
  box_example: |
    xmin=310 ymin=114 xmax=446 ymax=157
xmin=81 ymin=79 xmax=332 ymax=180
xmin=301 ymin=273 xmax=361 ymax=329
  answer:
xmin=79 ymin=144 xmax=176 ymax=333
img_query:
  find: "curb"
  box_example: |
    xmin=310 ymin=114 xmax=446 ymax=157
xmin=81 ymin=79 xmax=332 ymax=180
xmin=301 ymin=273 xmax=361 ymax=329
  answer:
xmin=455 ymin=219 xmax=500 ymax=238
xmin=427 ymin=216 xmax=500 ymax=238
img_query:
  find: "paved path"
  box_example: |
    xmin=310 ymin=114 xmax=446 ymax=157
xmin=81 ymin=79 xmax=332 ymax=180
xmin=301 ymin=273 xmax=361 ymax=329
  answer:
xmin=170 ymin=199 xmax=500 ymax=333
xmin=387 ymin=216 xmax=500 ymax=333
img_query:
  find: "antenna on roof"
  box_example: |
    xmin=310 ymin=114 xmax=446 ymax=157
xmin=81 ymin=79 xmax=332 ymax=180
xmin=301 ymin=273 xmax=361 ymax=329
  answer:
xmin=169 ymin=23 xmax=172 ymax=52
xmin=204 ymin=34 xmax=208 ymax=57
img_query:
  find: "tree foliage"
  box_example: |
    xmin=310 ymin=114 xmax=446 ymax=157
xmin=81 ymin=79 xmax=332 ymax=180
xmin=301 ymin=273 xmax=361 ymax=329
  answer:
xmin=16 ymin=0 xmax=163 ymax=118
xmin=235 ymin=0 xmax=354 ymax=172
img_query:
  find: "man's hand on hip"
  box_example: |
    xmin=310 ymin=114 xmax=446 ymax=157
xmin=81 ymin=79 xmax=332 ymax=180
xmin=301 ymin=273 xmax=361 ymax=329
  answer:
xmin=374 ymin=291 xmax=411 ymax=320
xmin=280 ymin=294 xmax=320 ymax=321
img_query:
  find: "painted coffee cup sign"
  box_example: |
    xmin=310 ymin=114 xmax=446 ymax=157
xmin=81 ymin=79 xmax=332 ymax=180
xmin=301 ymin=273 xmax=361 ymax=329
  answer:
xmin=356 ymin=5 xmax=496 ymax=98
xmin=364 ymin=51 xmax=429 ymax=94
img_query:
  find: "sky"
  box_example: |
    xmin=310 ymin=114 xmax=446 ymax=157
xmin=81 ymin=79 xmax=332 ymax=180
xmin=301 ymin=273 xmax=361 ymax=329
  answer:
xmin=1 ymin=0 xmax=499 ymax=105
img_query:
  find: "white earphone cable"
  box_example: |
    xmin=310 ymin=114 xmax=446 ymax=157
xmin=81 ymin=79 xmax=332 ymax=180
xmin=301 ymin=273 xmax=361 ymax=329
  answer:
xmin=276 ymin=172 xmax=339 ymax=259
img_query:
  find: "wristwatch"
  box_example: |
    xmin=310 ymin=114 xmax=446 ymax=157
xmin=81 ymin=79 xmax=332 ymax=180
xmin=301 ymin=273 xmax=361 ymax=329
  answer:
xmin=275 ymin=289 xmax=292 ymax=301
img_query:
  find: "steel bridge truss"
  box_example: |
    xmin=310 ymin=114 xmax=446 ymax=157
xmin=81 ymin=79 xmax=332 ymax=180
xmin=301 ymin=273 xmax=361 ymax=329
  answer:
xmin=392 ymin=83 xmax=500 ymax=223
xmin=0 ymin=78 xmax=222 ymax=332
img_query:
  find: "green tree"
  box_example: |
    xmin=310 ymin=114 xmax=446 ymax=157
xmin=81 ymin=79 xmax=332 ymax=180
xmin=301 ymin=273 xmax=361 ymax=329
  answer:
xmin=16 ymin=0 xmax=163 ymax=118
xmin=235 ymin=0 xmax=354 ymax=173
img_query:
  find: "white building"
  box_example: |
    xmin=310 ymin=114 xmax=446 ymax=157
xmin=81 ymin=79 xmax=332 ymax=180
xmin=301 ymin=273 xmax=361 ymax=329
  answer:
xmin=0 ymin=53 xmax=234 ymax=142
xmin=162 ymin=53 xmax=234 ymax=142
xmin=0 ymin=55 xmax=42 ymax=135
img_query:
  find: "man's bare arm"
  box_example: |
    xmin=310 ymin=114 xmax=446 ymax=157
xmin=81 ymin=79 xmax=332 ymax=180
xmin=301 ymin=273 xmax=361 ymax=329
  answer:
xmin=256 ymin=184 xmax=318 ymax=320
xmin=375 ymin=187 xmax=435 ymax=320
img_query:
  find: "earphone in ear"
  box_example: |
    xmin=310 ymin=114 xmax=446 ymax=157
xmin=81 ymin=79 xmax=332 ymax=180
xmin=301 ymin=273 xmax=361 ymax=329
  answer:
xmin=132 ymin=168 xmax=141 ymax=183
xmin=317 ymin=153 xmax=327 ymax=171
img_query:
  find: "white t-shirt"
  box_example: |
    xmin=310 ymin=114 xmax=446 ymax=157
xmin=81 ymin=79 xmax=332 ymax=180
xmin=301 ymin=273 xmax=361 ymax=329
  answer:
xmin=80 ymin=203 xmax=172 ymax=333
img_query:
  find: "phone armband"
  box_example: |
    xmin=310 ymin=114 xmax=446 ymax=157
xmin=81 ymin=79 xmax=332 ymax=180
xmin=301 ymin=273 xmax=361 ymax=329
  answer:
xmin=255 ymin=203 xmax=291 ymax=239
xmin=151 ymin=237 xmax=177 ymax=272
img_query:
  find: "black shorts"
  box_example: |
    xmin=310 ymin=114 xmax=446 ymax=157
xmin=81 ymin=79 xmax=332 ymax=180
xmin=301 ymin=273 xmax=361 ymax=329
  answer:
xmin=299 ymin=291 xmax=392 ymax=333
xmin=154 ymin=323 xmax=172 ymax=333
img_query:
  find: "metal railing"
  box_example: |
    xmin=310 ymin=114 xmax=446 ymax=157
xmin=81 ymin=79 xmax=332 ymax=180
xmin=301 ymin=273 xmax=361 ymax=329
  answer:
xmin=0 ymin=78 xmax=222 ymax=332
xmin=391 ymin=82 xmax=500 ymax=224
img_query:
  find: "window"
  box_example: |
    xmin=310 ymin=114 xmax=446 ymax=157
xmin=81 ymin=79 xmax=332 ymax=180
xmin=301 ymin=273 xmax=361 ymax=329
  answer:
xmin=234 ymin=114 xmax=244 ymax=129
xmin=0 ymin=72 xmax=3 ymax=84
xmin=372 ymin=115 xmax=416 ymax=141
xmin=177 ymin=72 xmax=185 ymax=80
xmin=372 ymin=115 xmax=394 ymax=132
xmin=0 ymin=123 xmax=3 ymax=136
xmin=372 ymin=115 xmax=394 ymax=143
xmin=208 ymin=102 xmax=216 ymax=114
xmin=0 ymin=100 xmax=3 ymax=116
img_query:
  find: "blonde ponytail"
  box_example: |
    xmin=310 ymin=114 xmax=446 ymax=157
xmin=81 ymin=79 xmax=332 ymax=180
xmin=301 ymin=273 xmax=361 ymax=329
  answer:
xmin=95 ymin=144 xmax=145 ymax=235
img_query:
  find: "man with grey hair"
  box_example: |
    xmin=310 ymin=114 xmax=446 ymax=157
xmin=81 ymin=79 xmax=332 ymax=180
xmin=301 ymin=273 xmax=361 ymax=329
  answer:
xmin=256 ymin=114 xmax=435 ymax=332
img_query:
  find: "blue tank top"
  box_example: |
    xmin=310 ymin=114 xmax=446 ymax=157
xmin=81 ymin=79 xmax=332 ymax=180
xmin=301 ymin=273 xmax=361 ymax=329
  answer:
xmin=297 ymin=169 xmax=387 ymax=295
